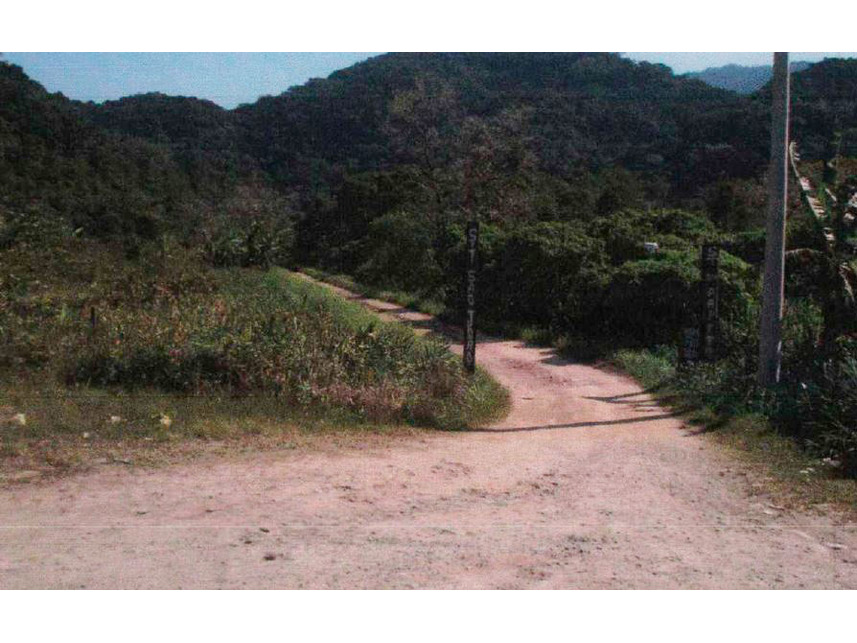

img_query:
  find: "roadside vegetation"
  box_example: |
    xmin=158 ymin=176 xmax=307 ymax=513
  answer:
xmin=0 ymin=225 xmax=508 ymax=478
xmin=607 ymin=173 xmax=857 ymax=486
xmin=301 ymin=267 xmax=446 ymax=318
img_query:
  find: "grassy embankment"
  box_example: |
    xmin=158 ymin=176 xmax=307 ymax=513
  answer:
xmin=0 ymin=239 xmax=508 ymax=480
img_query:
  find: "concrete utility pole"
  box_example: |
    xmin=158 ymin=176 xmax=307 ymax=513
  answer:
xmin=759 ymin=52 xmax=791 ymax=387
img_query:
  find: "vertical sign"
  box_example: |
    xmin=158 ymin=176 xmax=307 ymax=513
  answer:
xmin=700 ymin=244 xmax=720 ymax=362
xmin=680 ymin=327 xmax=700 ymax=367
xmin=463 ymin=220 xmax=479 ymax=373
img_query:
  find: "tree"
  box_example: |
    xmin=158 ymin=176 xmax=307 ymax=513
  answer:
xmin=384 ymin=74 xmax=463 ymax=221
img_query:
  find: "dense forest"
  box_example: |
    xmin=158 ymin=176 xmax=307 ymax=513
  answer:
xmin=2 ymin=53 xmax=857 ymax=473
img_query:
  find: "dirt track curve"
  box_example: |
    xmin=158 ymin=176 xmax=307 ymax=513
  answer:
xmin=1 ymin=277 xmax=856 ymax=589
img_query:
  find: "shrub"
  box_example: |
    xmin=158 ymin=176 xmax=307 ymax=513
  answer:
xmin=356 ymin=210 xmax=444 ymax=293
xmin=470 ymin=221 xmax=607 ymax=330
xmin=813 ymin=352 xmax=857 ymax=477
xmin=598 ymin=251 xmax=698 ymax=344
xmin=0 ymin=204 xmax=75 ymax=250
xmin=200 ymin=186 xmax=297 ymax=269
xmin=588 ymin=208 xmax=718 ymax=265
xmin=771 ymin=337 xmax=857 ymax=476
xmin=597 ymin=249 xmax=756 ymax=347
xmin=723 ymin=230 xmax=766 ymax=265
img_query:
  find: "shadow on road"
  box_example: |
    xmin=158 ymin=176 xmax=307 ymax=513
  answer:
xmin=466 ymin=412 xmax=679 ymax=433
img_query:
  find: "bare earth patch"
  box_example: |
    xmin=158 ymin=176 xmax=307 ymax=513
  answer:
xmin=1 ymin=281 xmax=856 ymax=588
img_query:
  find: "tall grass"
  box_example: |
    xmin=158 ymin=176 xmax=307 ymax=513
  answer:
xmin=301 ymin=267 xmax=446 ymax=317
xmin=1 ymin=237 xmax=509 ymax=474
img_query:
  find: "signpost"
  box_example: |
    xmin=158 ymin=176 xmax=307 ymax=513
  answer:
xmin=463 ymin=220 xmax=479 ymax=374
xmin=680 ymin=245 xmax=720 ymax=367
xmin=680 ymin=327 xmax=700 ymax=368
xmin=700 ymin=244 xmax=720 ymax=362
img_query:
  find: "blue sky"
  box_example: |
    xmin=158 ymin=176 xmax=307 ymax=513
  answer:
xmin=2 ymin=53 xmax=381 ymax=109
xmin=4 ymin=52 xmax=856 ymax=110
xmin=625 ymin=52 xmax=857 ymax=73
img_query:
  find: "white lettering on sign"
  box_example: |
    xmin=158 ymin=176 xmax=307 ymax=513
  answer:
xmin=464 ymin=222 xmax=479 ymax=373
xmin=700 ymin=245 xmax=720 ymax=362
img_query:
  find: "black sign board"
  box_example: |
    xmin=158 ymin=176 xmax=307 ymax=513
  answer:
xmin=700 ymin=244 xmax=720 ymax=362
xmin=463 ymin=220 xmax=479 ymax=373
xmin=680 ymin=327 xmax=700 ymax=367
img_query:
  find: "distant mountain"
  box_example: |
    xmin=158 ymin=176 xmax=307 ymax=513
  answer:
xmin=81 ymin=92 xmax=254 ymax=197
xmin=235 ymin=52 xmax=764 ymax=194
xmin=686 ymin=62 xmax=812 ymax=94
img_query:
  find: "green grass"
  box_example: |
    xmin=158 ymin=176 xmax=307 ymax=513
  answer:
xmin=297 ymin=268 xmax=510 ymax=428
xmin=1 ymin=240 xmax=510 ymax=479
xmin=301 ymin=267 xmax=446 ymax=317
xmin=612 ymin=347 xmax=676 ymax=390
xmin=0 ymin=380 xmax=374 ymax=472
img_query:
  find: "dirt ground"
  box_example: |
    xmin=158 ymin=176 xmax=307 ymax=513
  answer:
xmin=1 ymin=281 xmax=856 ymax=589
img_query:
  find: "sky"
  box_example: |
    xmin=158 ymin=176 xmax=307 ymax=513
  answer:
xmin=1 ymin=53 xmax=382 ymax=109
xmin=624 ymin=52 xmax=857 ymax=73
xmin=4 ymin=52 xmax=857 ymax=110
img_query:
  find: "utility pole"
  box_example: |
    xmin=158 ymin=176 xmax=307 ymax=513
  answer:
xmin=759 ymin=52 xmax=791 ymax=387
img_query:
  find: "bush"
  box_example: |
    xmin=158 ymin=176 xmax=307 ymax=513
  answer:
xmin=598 ymin=251 xmax=699 ymax=344
xmin=771 ymin=337 xmax=857 ymax=477
xmin=597 ymin=249 xmax=756 ymax=347
xmin=589 ymin=208 xmax=718 ymax=265
xmin=814 ymin=353 xmax=857 ymax=477
xmin=200 ymin=186 xmax=297 ymax=269
xmin=356 ymin=210 xmax=444 ymax=293
xmin=204 ymin=214 xmax=295 ymax=269
xmin=470 ymin=221 xmax=607 ymax=330
xmin=0 ymin=204 xmax=75 ymax=250
xmin=723 ymin=230 xmax=766 ymax=265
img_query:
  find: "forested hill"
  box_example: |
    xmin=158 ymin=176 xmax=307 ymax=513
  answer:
xmin=0 ymin=61 xmax=198 ymax=240
xmin=55 ymin=53 xmax=766 ymax=197
xmin=81 ymin=93 xmax=256 ymax=197
xmin=3 ymin=53 xmax=857 ymax=249
xmin=235 ymin=52 xmax=765 ymax=194
xmin=0 ymin=61 xmax=272 ymax=251
xmin=781 ymin=58 xmax=857 ymax=158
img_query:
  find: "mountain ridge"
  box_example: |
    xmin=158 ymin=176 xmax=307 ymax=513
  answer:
xmin=686 ymin=61 xmax=813 ymax=94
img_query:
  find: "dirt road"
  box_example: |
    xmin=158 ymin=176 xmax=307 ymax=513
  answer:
xmin=1 ymin=281 xmax=856 ymax=588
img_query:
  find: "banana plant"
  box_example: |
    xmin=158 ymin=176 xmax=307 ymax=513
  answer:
xmin=786 ymin=171 xmax=857 ymax=350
